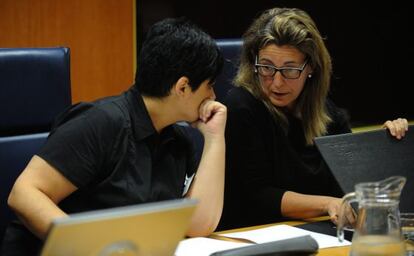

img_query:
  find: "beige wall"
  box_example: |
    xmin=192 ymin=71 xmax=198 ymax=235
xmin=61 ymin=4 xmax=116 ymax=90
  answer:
xmin=0 ymin=0 xmax=136 ymax=103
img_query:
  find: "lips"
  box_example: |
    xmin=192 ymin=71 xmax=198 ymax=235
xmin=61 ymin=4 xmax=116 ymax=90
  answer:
xmin=272 ymin=91 xmax=288 ymax=97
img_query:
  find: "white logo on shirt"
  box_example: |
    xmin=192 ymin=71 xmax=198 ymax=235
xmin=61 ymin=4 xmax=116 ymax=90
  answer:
xmin=182 ymin=173 xmax=195 ymax=196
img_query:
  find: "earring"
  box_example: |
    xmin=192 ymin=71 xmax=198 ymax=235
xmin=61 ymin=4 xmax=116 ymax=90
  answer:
xmin=308 ymin=74 xmax=312 ymax=78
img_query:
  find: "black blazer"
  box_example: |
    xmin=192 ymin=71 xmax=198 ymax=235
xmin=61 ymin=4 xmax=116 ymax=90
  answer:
xmin=218 ymin=87 xmax=351 ymax=230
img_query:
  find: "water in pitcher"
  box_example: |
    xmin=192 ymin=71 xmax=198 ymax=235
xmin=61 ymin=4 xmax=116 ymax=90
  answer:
xmin=337 ymin=176 xmax=407 ymax=256
xmin=402 ymin=226 xmax=414 ymax=255
xmin=401 ymin=213 xmax=414 ymax=255
xmin=351 ymin=235 xmax=406 ymax=256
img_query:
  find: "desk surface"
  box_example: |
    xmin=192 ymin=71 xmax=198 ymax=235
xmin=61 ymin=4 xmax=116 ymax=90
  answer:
xmin=212 ymin=216 xmax=350 ymax=256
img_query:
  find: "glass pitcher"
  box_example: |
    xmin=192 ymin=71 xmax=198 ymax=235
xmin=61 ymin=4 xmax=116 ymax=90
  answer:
xmin=337 ymin=176 xmax=407 ymax=256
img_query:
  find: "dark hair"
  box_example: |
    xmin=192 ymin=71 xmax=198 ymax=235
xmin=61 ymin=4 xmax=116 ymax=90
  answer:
xmin=135 ymin=17 xmax=223 ymax=97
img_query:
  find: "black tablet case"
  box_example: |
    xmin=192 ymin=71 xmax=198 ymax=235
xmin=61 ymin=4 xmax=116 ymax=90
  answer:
xmin=314 ymin=125 xmax=414 ymax=212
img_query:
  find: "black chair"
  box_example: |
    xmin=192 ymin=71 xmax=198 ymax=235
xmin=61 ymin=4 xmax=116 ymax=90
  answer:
xmin=0 ymin=47 xmax=71 ymax=136
xmin=215 ymin=39 xmax=243 ymax=102
xmin=0 ymin=133 xmax=49 ymax=239
xmin=0 ymin=47 xmax=71 ymax=243
xmin=179 ymin=39 xmax=243 ymax=165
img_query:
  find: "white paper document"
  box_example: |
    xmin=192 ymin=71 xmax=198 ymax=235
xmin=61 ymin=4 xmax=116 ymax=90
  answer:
xmin=221 ymin=224 xmax=351 ymax=249
xmin=175 ymin=237 xmax=250 ymax=256
xmin=175 ymin=224 xmax=351 ymax=256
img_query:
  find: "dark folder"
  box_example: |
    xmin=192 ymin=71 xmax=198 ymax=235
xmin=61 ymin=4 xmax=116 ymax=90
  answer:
xmin=314 ymin=125 xmax=414 ymax=212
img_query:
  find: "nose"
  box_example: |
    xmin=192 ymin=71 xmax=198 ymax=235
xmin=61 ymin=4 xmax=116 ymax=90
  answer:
xmin=272 ymin=71 xmax=285 ymax=87
xmin=210 ymin=88 xmax=216 ymax=100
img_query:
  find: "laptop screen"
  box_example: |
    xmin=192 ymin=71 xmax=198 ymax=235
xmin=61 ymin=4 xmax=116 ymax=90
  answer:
xmin=40 ymin=198 xmax=197 ymax=256
xmin=314 ymin=125 xmax=414 ymax=212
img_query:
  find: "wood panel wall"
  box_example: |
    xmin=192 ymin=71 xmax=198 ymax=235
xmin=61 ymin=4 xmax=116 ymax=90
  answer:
xmin=0 ymin=0 xmax=136 ymax=103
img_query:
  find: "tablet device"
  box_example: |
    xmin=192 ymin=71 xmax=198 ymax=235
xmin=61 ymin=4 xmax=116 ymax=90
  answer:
xmin=40 ymin=198 xmax=197 ymax=256
xmin=314 ymin=125 xmax=414 ymax=212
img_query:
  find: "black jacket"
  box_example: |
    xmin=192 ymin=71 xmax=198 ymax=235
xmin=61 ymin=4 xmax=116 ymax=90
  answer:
xmin=218 ymin=87 xmax=351 ymax=230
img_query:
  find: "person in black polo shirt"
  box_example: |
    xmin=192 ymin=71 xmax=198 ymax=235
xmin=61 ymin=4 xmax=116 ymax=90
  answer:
xmin=3 ymin=17 xmax=226 ymax=255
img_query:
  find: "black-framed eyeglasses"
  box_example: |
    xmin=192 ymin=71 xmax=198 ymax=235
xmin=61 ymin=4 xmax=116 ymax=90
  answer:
xmin=254 ymin=56 xmax=308 ymax=79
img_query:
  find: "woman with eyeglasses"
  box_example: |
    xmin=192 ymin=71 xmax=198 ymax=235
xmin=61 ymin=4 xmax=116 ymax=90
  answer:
xmin=218 ymin=7 xmax=408 ymax=230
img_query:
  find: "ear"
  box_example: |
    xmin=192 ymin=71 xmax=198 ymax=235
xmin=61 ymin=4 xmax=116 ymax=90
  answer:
xmin=172 ymin=76 xmax=190 ymax=97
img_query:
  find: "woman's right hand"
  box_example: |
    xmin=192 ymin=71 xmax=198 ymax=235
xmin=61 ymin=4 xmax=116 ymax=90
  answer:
xmin=326 ymin=197 xmax=356 ymax=227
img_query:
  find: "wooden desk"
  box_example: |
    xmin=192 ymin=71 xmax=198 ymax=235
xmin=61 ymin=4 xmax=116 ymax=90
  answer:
xmin=212 ymin=217 xmax=350 ymax=256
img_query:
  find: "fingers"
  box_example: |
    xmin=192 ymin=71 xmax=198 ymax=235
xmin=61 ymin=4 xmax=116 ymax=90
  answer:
xmin=198 ymin=100 xmax=214 ymax=122
xmin=198 ymin=99 xmax=226 ymax=123
xmin=327 ymin=199 xmax=357 ymax=228
xmin=330 ymin=214 xmax=339 ymax=225
xmin=326 ymin=198 xmax=341 ymax=225
xmin=383 ymin=118 xmax=409 ymax=139
xmin=195 ymin=99 xmax=227 ymax=138
xmin=344 ymin=203 xmax=357 ymax=227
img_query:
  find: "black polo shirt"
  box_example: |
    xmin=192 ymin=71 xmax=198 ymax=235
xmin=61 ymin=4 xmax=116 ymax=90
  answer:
xmin=1 ymin=87 xmax=198 ymax=255
xmin=38 ymin=86 xmax=197 ymax=213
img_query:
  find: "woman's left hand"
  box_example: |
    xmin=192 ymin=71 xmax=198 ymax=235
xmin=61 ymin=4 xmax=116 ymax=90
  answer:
xmin=383 ymin=118 xmax=409 ymax=139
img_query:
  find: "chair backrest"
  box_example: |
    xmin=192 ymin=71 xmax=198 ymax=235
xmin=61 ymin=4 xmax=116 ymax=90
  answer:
xmin=0 ymin=47 xmax=71 ymax=136
xmin=0 ymin=47 xmax=71 ymax=244
xmin=0 ymin=133 xmax=49 ymax=241
xmin=180 ymin=39 xmax=243 ymax=166
xmin=215 ymin=39 xmax=243 ymax=102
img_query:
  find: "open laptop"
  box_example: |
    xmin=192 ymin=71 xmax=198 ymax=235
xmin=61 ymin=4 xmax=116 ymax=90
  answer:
xmin=40 ymin=198 xmax=197 ymax=256
xmin=314 ymin=125 xmax=414 ymax=212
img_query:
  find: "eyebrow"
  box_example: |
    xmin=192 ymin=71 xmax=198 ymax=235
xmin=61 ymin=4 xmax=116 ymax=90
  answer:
xmin=259 ymin=57 xmax=301 ymax=66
